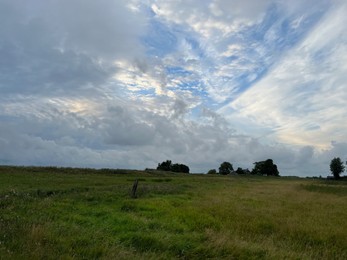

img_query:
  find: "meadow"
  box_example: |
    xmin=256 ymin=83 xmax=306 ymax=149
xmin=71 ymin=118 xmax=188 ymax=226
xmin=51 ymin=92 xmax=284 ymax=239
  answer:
xmin=1 ymin=166 xmax=347 ymax=259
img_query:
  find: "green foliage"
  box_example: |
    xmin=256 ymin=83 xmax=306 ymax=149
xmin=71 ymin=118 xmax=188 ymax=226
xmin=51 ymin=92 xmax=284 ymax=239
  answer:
xmin=252 ymin=159 xmax=279 ymax=176
xmin=157 ymin=160 xmax=172 ymax=171
xmin=171 ymin=163 xmax=190 ymax=174
xmin=218 ymin=162 xmax=233 ymax=175
xmin=207 ymin=169 xmax=217 ymax=175
xmin=236 ymin=167 xmax=244 ymax=175
xmin=330 ymin=157 xmax=345 ymax=179
xmin=157 ymin=160 xmax=189 ymax=173
xmin=236 ymin=167 xmax=250 ymax=175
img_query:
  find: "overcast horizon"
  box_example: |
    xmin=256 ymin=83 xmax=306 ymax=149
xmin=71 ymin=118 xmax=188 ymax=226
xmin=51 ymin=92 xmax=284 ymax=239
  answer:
xmin=1 ymin=0 xmax=347 ymax=176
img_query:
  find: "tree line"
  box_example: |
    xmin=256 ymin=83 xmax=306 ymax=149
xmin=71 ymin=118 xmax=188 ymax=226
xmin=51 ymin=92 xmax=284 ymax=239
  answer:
xmin=207 ymin=159 xmax=279 ymax=176
xmin=156 ymin=157 xmax=347 ymax=179
xmin=156 ymin=158 xmax=280 ymax=176
xmin=157 ymin=160 xmax=190 ymax=173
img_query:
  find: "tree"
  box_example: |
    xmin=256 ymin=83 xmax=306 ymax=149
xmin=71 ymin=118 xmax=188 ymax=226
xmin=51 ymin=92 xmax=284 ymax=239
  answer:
xmin=180 ymin=164 xmax=190 ymax=174
xmin=207 ymin=169 xmax=217 ymax=175
xmin=252 ymin=159 xmax=279 ymax=176
xmin=330 ymin=157 xmax=345 ymax=179
xmin=219 ymin=162 xmax=234 ymax=175
xmin=171 ymin=163 xmax=190 ymax=173
xmin=236 ymin=167 xmax=247 ymax=175
xmin=157 ymin=160 xmax=190 ymax=173
xmin=157 ymin=160 xmax=172 ymax=171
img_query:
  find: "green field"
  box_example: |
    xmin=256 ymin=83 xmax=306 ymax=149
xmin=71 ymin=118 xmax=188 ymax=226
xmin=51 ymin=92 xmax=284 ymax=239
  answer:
xmin=1 ymin=166 xmax=347 ymax=259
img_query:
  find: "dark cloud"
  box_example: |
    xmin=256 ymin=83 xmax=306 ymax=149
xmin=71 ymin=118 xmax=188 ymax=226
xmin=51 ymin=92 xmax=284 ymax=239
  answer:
xmin=171 ymin=99 xmax=189 ymax=119
xmin=0 ymin=97 xmax=346 ymax=176
xmin=0 ymin=44 xmax=114 ymax=95
xmin=0 ymin=0 xmax=147 ymax=96
xmin=102 ymin=106 xmax=156 ymax=146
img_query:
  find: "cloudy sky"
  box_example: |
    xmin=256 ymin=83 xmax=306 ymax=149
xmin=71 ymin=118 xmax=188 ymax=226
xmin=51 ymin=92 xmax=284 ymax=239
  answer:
xmin=1 ymin=0 xmax=347 ymax=176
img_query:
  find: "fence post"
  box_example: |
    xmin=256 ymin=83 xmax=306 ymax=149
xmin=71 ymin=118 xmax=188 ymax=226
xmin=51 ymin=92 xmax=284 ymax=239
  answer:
xmin=131 ymin=179 xmax=139 ymax=198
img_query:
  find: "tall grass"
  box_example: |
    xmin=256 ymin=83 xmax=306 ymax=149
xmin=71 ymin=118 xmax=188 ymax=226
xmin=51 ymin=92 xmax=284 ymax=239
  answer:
xmin=1 ymin=167 xmax=347 ymax=259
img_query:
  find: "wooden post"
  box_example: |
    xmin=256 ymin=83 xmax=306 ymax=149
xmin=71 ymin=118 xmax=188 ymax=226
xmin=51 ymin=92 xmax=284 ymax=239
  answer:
xmin=131 ymin=179 xmax=138 ymax=198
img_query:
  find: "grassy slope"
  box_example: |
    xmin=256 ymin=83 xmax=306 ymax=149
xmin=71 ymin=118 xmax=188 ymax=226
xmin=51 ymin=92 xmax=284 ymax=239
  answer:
xmin=0 ymin=166 xmax=347 ymax=259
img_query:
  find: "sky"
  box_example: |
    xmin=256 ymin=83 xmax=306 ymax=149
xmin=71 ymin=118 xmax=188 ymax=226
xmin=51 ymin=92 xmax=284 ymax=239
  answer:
xmin=1 ymin=0 xmax=347 ymax=176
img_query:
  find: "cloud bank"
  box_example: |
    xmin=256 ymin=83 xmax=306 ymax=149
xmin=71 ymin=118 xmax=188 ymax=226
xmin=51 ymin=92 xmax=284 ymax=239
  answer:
xmin=0 ymin=0 xmax=346 ymax=176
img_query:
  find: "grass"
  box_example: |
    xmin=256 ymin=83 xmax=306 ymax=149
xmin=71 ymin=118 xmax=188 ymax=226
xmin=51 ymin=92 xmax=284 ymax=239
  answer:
xmin=1 ymin=166 xmax=347 ymax=259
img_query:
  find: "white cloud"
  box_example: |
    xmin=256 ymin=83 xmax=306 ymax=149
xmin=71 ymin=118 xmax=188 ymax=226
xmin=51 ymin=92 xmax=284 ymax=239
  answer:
xmin=0 ymin=0 xmax=345 ymax=178
xmin=152 ymin=0 xmax=272 ymax=36
xmin=113 ymin=58 xmax=171 ymax=96
xmin=221 ymin=1 xmax=347 ymax=149
xmin=210 ymin=0 xmax=272 ymax=22
xmin=1 ymin=92 xmax=345 ymax=176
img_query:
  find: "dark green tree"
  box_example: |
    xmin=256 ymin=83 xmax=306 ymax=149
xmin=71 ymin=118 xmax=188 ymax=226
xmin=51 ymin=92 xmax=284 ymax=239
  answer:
xmin=236 ymin=167 xmax=245 ymax=175
xmin=207 ymin=169 xmax=217 ymax=174
xmin=157 ymin=160 xmax=189 ymax=173
xmin=330 ymin=157 xmax=345 ymax=179
xmin=171 ymin=163 xmax=190 ymax=173
xmin=219 ymin=162 xmax=234 ymax=175
xmin=157 ymin=160 xmax=172 ymax=171
xmin=252 ymin=159 xmax=279 ymax=176
xmin=180 ymin=164 xmax=190 ymax=173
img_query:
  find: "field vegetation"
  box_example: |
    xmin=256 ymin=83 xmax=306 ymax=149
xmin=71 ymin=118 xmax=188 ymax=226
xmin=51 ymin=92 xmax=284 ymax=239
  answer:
xmin=1 ymin=166 xmax=347 ymax=259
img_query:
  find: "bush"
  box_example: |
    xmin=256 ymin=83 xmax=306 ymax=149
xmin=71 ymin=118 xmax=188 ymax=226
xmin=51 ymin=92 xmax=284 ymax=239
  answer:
xmin=207 ymin=169 xmax=217 ymax=175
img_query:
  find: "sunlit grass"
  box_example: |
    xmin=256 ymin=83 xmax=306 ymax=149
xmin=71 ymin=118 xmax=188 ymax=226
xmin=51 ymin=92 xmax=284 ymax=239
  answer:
xmin=1 ymin=166 xmax=347 ymax=259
